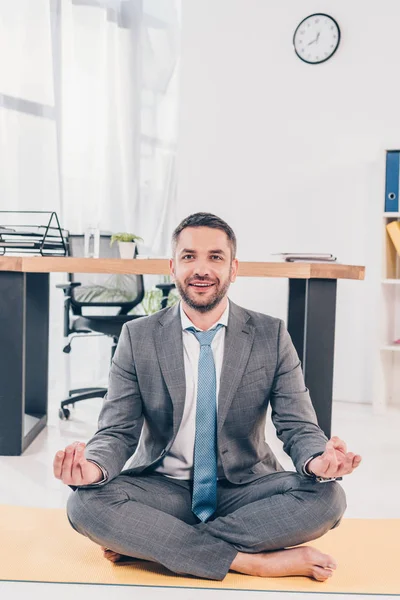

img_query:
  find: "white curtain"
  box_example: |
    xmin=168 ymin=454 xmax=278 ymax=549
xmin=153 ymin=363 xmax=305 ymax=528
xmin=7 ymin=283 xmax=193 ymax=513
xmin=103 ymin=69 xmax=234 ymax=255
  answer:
xmin=0 ymin=0 xmax=180 ymax=252
xmin=0 ymin=0 xmax=58 ymax=213
xmin=0 ymin=0 xmax=180 ymax=397
xmin=61 ymin=0 xmax=180 ymax=255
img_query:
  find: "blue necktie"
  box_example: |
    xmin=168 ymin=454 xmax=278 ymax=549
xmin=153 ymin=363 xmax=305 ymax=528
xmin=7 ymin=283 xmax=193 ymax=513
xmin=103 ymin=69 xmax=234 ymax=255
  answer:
xmin=186 ymin=323 xmax=224 ymax=522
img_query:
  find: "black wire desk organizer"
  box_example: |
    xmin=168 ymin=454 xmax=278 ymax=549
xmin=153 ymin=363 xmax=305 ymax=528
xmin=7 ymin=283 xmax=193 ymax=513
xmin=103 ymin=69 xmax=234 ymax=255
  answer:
xmin=0 ymin=211 xmax=68 ymax=256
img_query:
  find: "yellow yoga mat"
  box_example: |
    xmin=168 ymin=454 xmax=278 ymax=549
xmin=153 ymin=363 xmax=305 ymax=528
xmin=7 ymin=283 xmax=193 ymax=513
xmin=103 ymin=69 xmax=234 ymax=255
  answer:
xmin=0 ymin=505 xmax=399 ymax=595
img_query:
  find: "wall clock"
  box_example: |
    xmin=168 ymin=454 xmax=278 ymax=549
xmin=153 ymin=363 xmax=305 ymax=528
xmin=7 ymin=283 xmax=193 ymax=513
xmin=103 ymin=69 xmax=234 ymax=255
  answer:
xmin=293 ymin=14 xmax=340 ymax=64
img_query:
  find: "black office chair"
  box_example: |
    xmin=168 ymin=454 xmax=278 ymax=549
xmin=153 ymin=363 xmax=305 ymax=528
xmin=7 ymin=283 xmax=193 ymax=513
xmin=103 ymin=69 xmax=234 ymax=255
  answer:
xmin=57 ymin=233 xmax=173 ymax=420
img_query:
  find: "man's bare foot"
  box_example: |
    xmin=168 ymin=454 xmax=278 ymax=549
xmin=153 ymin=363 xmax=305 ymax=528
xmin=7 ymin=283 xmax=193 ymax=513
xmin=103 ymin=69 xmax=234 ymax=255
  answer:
xmin=101 ymin=546 xmax=135 ymax=564
xmin=230 ymin=546 xmax=337 ymax=582
xmin=101 ymin=546 xmax=122 ymax=562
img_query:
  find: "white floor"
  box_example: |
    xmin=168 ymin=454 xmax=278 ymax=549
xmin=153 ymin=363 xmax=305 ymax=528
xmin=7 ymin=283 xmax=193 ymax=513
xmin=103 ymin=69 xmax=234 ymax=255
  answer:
xmin=1 ymin=397 xmax=399 ymax=600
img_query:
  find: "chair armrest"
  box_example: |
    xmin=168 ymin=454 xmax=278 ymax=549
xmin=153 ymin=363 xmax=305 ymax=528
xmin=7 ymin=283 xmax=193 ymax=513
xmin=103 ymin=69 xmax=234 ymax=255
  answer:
xmin=156 ymin=283 xmax=176 ymax=293
xmin=56 ymin=283 xmax=81 ymax=336
xmin=56 ymin=282 xmax=81 ymax=294
xmin=156 ymin=283 xmax=176 ymax=309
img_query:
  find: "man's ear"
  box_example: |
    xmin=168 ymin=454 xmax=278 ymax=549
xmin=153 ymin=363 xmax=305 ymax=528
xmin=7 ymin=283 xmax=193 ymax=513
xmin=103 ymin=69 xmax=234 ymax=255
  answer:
xmin=169 ymin=258 xmax=175 ymax=281
xmin=230 ymin=258 xmax=239 ymax=283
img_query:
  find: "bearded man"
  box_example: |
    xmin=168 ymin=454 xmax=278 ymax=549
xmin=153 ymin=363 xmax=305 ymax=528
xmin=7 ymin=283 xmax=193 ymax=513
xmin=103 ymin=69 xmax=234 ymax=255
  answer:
xmin=54 ymin=212 xmax=361 ymax=582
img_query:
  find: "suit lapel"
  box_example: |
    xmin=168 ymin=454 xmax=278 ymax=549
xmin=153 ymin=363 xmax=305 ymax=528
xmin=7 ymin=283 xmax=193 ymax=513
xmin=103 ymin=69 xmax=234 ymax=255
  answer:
xmin=218 ymin=301 xmax=255 ymax=433
xmin=154 ymin=304 xmax=186 ymax=437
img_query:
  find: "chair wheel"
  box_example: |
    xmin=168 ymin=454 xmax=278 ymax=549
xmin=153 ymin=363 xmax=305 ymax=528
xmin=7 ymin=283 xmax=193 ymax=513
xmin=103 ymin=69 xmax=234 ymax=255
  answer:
xmin=59 ymin=407 xmax=70 ymax=420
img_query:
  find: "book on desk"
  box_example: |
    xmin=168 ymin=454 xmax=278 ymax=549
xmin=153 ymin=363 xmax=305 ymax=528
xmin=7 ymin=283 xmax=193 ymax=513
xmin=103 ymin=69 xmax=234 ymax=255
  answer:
xmin=273 ymin=253 xmax=337 ymax=263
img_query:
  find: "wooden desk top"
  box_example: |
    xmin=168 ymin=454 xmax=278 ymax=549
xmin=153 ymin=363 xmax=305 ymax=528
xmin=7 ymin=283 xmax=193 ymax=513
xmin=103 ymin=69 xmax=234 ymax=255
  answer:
xmin=0 ymin=256 xmax=365 ymax=280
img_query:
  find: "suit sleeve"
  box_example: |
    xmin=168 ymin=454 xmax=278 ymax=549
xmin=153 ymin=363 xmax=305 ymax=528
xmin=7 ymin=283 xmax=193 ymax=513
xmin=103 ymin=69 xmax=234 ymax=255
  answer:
xmin=83 ymin=323 xmax=144 ymax=485
xmin=270 ymin=319 xmax=328 ymax=474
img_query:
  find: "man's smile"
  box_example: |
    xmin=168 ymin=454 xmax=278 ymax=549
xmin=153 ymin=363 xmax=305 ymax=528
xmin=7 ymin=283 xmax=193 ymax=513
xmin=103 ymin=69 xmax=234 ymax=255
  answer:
xmin=188 ymin=281 xmax=216 ymax=290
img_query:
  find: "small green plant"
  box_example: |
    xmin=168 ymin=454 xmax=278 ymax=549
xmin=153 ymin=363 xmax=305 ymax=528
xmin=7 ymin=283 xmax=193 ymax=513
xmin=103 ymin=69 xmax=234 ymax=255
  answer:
xmin=110 ymin=232 xmax=144 ymax=246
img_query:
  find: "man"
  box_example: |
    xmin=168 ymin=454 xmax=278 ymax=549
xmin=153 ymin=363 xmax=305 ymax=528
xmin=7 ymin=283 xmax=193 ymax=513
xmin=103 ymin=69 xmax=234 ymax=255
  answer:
xmin=54 ymin=212 xmax=361 ymax=582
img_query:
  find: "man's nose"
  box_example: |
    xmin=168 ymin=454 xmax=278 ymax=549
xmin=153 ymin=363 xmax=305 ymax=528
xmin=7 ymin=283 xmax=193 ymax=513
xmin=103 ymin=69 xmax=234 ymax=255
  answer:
xmin=193 ymin=261 xmax=211 ymax=277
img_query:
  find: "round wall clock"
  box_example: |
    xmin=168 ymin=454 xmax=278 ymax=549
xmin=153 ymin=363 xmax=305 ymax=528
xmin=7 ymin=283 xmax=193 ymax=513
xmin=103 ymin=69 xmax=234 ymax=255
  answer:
xmin=293 ymin=14 xmax=340 ymax=64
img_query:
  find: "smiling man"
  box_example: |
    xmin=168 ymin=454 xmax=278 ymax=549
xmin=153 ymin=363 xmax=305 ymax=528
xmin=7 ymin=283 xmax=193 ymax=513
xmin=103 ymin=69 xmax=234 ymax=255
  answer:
xmin=172 ymin=222 xmax=237 ymax=319
xmin=55 ymin=212 xmax=361 ymax=582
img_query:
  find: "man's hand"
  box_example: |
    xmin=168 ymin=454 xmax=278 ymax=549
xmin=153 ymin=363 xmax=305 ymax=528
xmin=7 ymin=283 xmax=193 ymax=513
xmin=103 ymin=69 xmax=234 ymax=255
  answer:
xmin=53 ymin=441 xmax=103 ymax=486
xmin=308 ymin=436 xmax=362 ymax=479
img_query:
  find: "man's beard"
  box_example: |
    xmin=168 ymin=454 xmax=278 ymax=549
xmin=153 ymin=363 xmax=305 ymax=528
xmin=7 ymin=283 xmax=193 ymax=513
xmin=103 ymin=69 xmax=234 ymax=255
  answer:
xmin=175 ymin=275 xmax=231 ymax=314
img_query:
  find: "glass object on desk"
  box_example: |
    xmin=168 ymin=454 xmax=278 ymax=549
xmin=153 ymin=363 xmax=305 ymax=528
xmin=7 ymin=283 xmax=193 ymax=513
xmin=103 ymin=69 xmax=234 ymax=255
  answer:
xmin=84 ymin=227 xmax=100 ymax=258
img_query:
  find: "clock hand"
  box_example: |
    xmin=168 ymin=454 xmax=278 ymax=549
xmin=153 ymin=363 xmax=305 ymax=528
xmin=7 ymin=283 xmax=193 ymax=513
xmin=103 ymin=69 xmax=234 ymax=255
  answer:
xmin=316 ymin=31 xmax=321 ymax=43
xmin=307 ymin=37 xmax=317 ymax=46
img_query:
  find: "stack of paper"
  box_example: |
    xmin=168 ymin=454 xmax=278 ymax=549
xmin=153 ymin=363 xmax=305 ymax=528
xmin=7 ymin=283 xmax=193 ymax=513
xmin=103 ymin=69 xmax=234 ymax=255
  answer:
xmin=273 ymin=253 xmax=337 ymax=263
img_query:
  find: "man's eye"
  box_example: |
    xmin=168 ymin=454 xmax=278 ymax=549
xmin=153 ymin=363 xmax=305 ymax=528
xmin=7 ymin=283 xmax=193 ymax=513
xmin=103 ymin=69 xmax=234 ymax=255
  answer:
xmin=182 ymin=254 xmax=194 ymax=260
xmin=211 ymin=255 xmax=223 ymax=260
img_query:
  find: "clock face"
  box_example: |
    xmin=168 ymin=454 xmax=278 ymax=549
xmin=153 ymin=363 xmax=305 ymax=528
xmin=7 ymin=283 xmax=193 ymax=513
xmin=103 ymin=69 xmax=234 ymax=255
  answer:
xmin=293 ymin=14 xmax=340 ymax=64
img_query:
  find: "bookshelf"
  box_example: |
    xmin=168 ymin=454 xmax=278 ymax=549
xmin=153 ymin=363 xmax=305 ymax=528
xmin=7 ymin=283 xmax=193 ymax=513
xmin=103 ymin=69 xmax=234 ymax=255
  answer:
xmin=377 ymin=154 xmax=400 ymax=410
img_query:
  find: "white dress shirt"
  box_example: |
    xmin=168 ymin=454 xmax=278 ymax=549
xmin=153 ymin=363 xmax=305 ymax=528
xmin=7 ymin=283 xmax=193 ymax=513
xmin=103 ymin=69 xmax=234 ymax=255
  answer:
xmin=154 ymin=300 xmax=229 ymax=480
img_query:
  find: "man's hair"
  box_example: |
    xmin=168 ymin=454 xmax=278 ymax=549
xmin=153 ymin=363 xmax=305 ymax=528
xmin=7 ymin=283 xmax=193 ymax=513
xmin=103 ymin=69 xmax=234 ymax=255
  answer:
xmin=171 ymin=212 xmax=237 ymax=259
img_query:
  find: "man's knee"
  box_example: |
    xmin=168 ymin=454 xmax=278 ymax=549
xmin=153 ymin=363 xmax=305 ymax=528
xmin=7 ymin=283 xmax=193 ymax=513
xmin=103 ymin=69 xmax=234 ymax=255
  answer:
xmin=66 ymin=488 xmax=99 ymax=535
xmin=67 ymin=489 xmax=84 ymax=533
xmin=317 ymin=481 xmax=347 ymax=529
xmin=67 ymin=482 xmax=130 ymax=537
xmin=330 ymin=481 xmax=347 ymax=527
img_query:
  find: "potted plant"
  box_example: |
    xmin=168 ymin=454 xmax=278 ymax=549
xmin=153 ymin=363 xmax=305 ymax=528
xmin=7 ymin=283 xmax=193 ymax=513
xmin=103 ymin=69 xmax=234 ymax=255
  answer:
xmin=110 ymin=232 xmax=144 ymax=259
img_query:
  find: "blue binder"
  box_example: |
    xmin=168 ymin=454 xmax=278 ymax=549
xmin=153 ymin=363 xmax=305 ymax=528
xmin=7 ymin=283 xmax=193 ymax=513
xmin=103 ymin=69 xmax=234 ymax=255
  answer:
xmin=385 ymin=151 xmax=400 ymax=212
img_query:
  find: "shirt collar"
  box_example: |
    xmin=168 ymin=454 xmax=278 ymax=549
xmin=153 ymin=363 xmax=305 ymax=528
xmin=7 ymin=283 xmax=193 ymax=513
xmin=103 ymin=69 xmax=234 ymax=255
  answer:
xmin=180 ymin=299 xmax=229 ymax=332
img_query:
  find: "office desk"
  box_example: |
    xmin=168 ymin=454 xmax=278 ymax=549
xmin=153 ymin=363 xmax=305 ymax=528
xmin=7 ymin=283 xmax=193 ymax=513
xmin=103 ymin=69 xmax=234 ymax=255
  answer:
xmin=0 ymin=257 xmax=365 ymax=455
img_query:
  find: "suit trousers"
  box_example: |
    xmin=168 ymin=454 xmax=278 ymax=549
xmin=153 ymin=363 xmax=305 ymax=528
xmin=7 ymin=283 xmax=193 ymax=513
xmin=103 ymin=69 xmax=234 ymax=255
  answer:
xmin=67 ymin=470 xmax=346 ymax=581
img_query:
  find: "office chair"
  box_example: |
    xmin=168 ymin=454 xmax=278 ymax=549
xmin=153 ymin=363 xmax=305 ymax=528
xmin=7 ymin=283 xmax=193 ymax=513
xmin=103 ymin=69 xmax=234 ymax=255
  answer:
xmin=57 ymin=233 xmax=174 ymax=420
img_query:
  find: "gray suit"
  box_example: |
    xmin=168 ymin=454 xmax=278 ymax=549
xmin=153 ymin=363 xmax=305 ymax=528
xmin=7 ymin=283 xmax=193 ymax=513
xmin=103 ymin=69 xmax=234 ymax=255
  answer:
xmin=67 ymin=301 xmax=346 ymax=580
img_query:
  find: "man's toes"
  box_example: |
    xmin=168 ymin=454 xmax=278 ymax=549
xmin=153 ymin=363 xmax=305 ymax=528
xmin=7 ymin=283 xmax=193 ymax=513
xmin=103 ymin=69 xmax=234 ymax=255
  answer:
xmin=319 ymin=554 xmax=337 ymax=570
xmin=103 ymin=548 xmax=121 ymax=563
xmin=305 ymin=547 xmax=337 ymax=570
xmin=109 ymin=554 xmax=121 ymax=563
xmin=312 ymin=566 xmax=334 ymax=582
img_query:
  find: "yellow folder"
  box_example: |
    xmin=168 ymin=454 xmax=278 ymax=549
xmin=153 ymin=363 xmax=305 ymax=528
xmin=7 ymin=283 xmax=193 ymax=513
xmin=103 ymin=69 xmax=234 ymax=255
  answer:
xmin=386 ymin=221 xmax=400 ymax=255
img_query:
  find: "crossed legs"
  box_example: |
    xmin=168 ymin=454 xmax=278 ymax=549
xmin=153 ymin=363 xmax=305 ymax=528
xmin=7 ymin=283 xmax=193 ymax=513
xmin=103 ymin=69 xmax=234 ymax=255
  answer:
xmin=67 ymin=471 xmax=346 ymax=581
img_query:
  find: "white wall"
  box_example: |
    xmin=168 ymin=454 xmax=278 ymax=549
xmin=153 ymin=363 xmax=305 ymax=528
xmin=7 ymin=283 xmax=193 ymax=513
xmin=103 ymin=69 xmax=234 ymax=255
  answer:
xmin=176 ymin=0 xmax=400 ymax=405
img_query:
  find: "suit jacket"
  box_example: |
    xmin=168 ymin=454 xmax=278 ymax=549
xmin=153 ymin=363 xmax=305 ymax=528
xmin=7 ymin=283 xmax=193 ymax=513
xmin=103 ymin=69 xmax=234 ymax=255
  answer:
xmin=85 ymin=301 xmax=328 ymax=485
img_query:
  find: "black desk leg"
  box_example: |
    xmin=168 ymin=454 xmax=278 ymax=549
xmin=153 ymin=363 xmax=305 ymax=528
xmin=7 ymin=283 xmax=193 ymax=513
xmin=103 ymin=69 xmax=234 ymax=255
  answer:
xmin=287 ymin=278 xmax=337 ymax=438
xmin=0 ymin=272 xmax=49 ymax=455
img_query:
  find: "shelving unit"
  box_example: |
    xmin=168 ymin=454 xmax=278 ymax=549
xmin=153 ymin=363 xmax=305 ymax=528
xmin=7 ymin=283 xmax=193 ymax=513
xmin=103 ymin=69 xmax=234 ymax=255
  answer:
xmin=377 ymin=154 xmax=400 ymax=410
